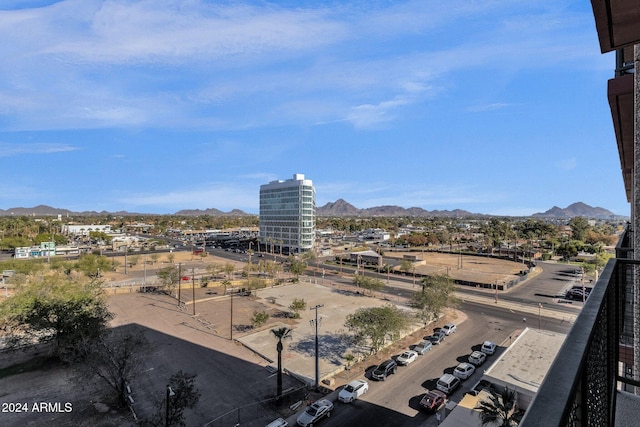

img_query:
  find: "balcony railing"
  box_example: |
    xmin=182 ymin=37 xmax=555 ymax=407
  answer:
xmin=520 ymin=228 xmax=638 ymax=427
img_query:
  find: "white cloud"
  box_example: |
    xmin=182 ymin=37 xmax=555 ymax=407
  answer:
xmin=557 ymin=157 xmax=577 ymax=170
xmin=0 ymin=143 xmax=80 ymax=156
xmin=0 ymin=0 xmax=603 ymax=132
xmin=467 ymin=103 xmax=512 ymax=113
xmin=116 ymin=181 xmax=260 ymax=212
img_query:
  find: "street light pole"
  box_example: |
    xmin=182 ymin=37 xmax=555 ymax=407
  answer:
xmin=310 ymin=304 xmax=324 ymax=391
xmin=165 ymin=385 xmax=175 ymax=427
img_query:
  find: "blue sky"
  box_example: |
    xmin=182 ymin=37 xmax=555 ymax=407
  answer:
xmin=0 ymin=0 xmax=628 ymax=216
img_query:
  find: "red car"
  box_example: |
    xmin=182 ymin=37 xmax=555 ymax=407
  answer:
xmin=419 ymin=389 xmax=447 ymax=412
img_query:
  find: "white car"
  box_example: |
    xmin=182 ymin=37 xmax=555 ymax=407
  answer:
xmin=442 ymin=322 xmax=457 ymax=335
xmin=396 ymin=350 xmax=418 ymax=366
xmin=468 ymin=350 xmax=487 ymax=366
xmin=453 ymin=362 xmax=476 ymax=380
xmin=296 ymin=399 xmax=333 ymax=426
xmin=481 ymin=341 xmax=497 ymax=355
xmin=338 ymin=379 xmax=369 ymax=403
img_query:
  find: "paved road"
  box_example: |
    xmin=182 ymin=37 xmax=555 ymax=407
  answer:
xmin=301 ymin=301 xmax=574 ymax=427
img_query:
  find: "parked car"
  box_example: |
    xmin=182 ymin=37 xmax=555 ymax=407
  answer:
xmin=338 ymin=379 xmax=369 ymax=403
xmin=396 ymin=350 xmax=418 ymax=366
xmin=413 ymin=340 xmax=433 ymax=355
xmin=266 ymin=417 xmax=289 ymax=427
xmin=566 ymin=288 xmax=590 ymax=300
xmin=419 ymin=389 xmax=447 ymax=412
xmin=442 ymin=322 xmax=457 ymax=335
xmin=481 ymin=341 xmax=497 ymax=355
xmin=372 ymin=359 xmax=398 ymax=381
xmin=436 ymin=373 xmax=461 ymax=394
xmin=428 ymin=333 xmax=445 ymax=345
xmin=296 ymin=399 xmax=333 ymax=427
xmin=468 ymin=350 xmax=487 ymax=366
xmin=453 ymin=362 xmax=476 ymax=380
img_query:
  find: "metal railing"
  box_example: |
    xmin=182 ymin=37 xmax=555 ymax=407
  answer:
xmin=520 ymin=229 xmax=638 ymax=426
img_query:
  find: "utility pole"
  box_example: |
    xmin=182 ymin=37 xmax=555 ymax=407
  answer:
xmin=143 ymin=256 xmax=147 ymax=292
xmin=230 ymin=288 xmax=234 ymax=340
xmin=191 ymin=267 xmax=196 ymax=316
xmin=310 ymin=304 xmax=324 ymax=391
xmin=538 ymin=303 xmax=543 ymax=330
xmin=177 ymin=263 xmax=182 ymax=306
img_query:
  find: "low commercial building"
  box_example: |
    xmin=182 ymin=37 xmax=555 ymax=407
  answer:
xmin=350 ymin=250 xmax=382 ymax=267
xmin=61 ymin=224 xmax=112 ymax=236
xmin=440 ymin=328 xmax=567 ymax=426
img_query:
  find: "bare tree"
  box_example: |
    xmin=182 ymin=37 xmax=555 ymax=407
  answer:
xmin=81 ymin=327 xmax=147 ymax=407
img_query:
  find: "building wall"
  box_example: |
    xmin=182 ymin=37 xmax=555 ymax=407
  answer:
xmin=259 ymin=173 xmax=315 ymax=253
xmin=62 ymin=224 xmax=112 ymax=236
xmin=634 ymin=44 xmax=640 ymax=390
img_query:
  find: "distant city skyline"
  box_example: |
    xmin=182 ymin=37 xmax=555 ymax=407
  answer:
xmin=0 ymin=1 xmax=629 ymax=216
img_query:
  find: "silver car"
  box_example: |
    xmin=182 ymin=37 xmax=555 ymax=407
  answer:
xmin=413 ymin=340 xmax=433 ymax=355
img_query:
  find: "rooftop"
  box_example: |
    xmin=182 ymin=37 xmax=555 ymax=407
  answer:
xmin=484 ymin=328 xmax=566 ymax=395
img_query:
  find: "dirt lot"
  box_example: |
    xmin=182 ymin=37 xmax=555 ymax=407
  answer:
xmin=0 ymin=250 xmax=516 ymax=426
xmin=386 ymin=251 xmax=526 ymax=285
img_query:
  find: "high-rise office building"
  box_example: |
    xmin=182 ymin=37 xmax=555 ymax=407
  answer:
xmin=259 ymin=173 xmax=315 ymax=254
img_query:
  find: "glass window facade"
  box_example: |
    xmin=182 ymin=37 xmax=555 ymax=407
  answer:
xmin=259 ymin=174 xmax=315 ymax=253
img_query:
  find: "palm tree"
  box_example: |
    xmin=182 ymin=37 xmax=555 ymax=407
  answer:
xmin=475 ymin=387 xmax=524 ymax=427
xmin=271 ymin=327 xmax=292 ymax=403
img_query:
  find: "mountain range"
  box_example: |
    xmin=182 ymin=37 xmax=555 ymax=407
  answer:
xmin=0 ymin=201 xmax=625 ymax=219
xmin=316 ymin=200 xmax=624 ymax=219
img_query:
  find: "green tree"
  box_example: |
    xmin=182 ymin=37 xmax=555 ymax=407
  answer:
xmin=223 ymin=262 xmax=236 ymax=280
xmin=353 ymin=275 xmax=385 ymax=296
xmin=0 ymin=236 xmax=32 ymax=249
xmin=302 ymin=251 xmax=317 ymax=274
xmin=157 ymin=266 xmax=179 ymax=294
xmin=288 ymin=298 xmax=307 ymax=318
xmin=410 ymin=275 xmax=459 ymax=325
xmin=271 ymin=327 xmax=292 ymax=403
xmin=245 ymin=277 xmax=266 ymax=294
xmin=75 ymin=254 xmax=112 ymax=277
xmin=150 ymin=253 xmax=160 ymax=265
xmin=165 ymin=371 xmax=201 ymax=427
xmin=205 ymin=262 xmax=223 ymax=280
xmin=595 ymin=252 xmax=614 ymax=270
xmin=475 ymin=387 xmax=524 ymax=427
xmin=34 ymin=233 xmax=68 ymax=245
xmin=167 ymin=253 xmax=176 ymax=264
xmin=251 ymin=310 xmax=269 ymax=328
xmin=0 ymin=275 xmax=113 ymax=360
xmin=568 ymin=216 xmax=591 ymax=242
xmin=556 ymin=241 xmax=580 ymax=259
xmin=288 ymin=257 xmax=307 ymax=278
xmin=399 ymin=259 xmax=413 ymax=275
xmin=345 ymin=305 xmax=409 ymax=354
